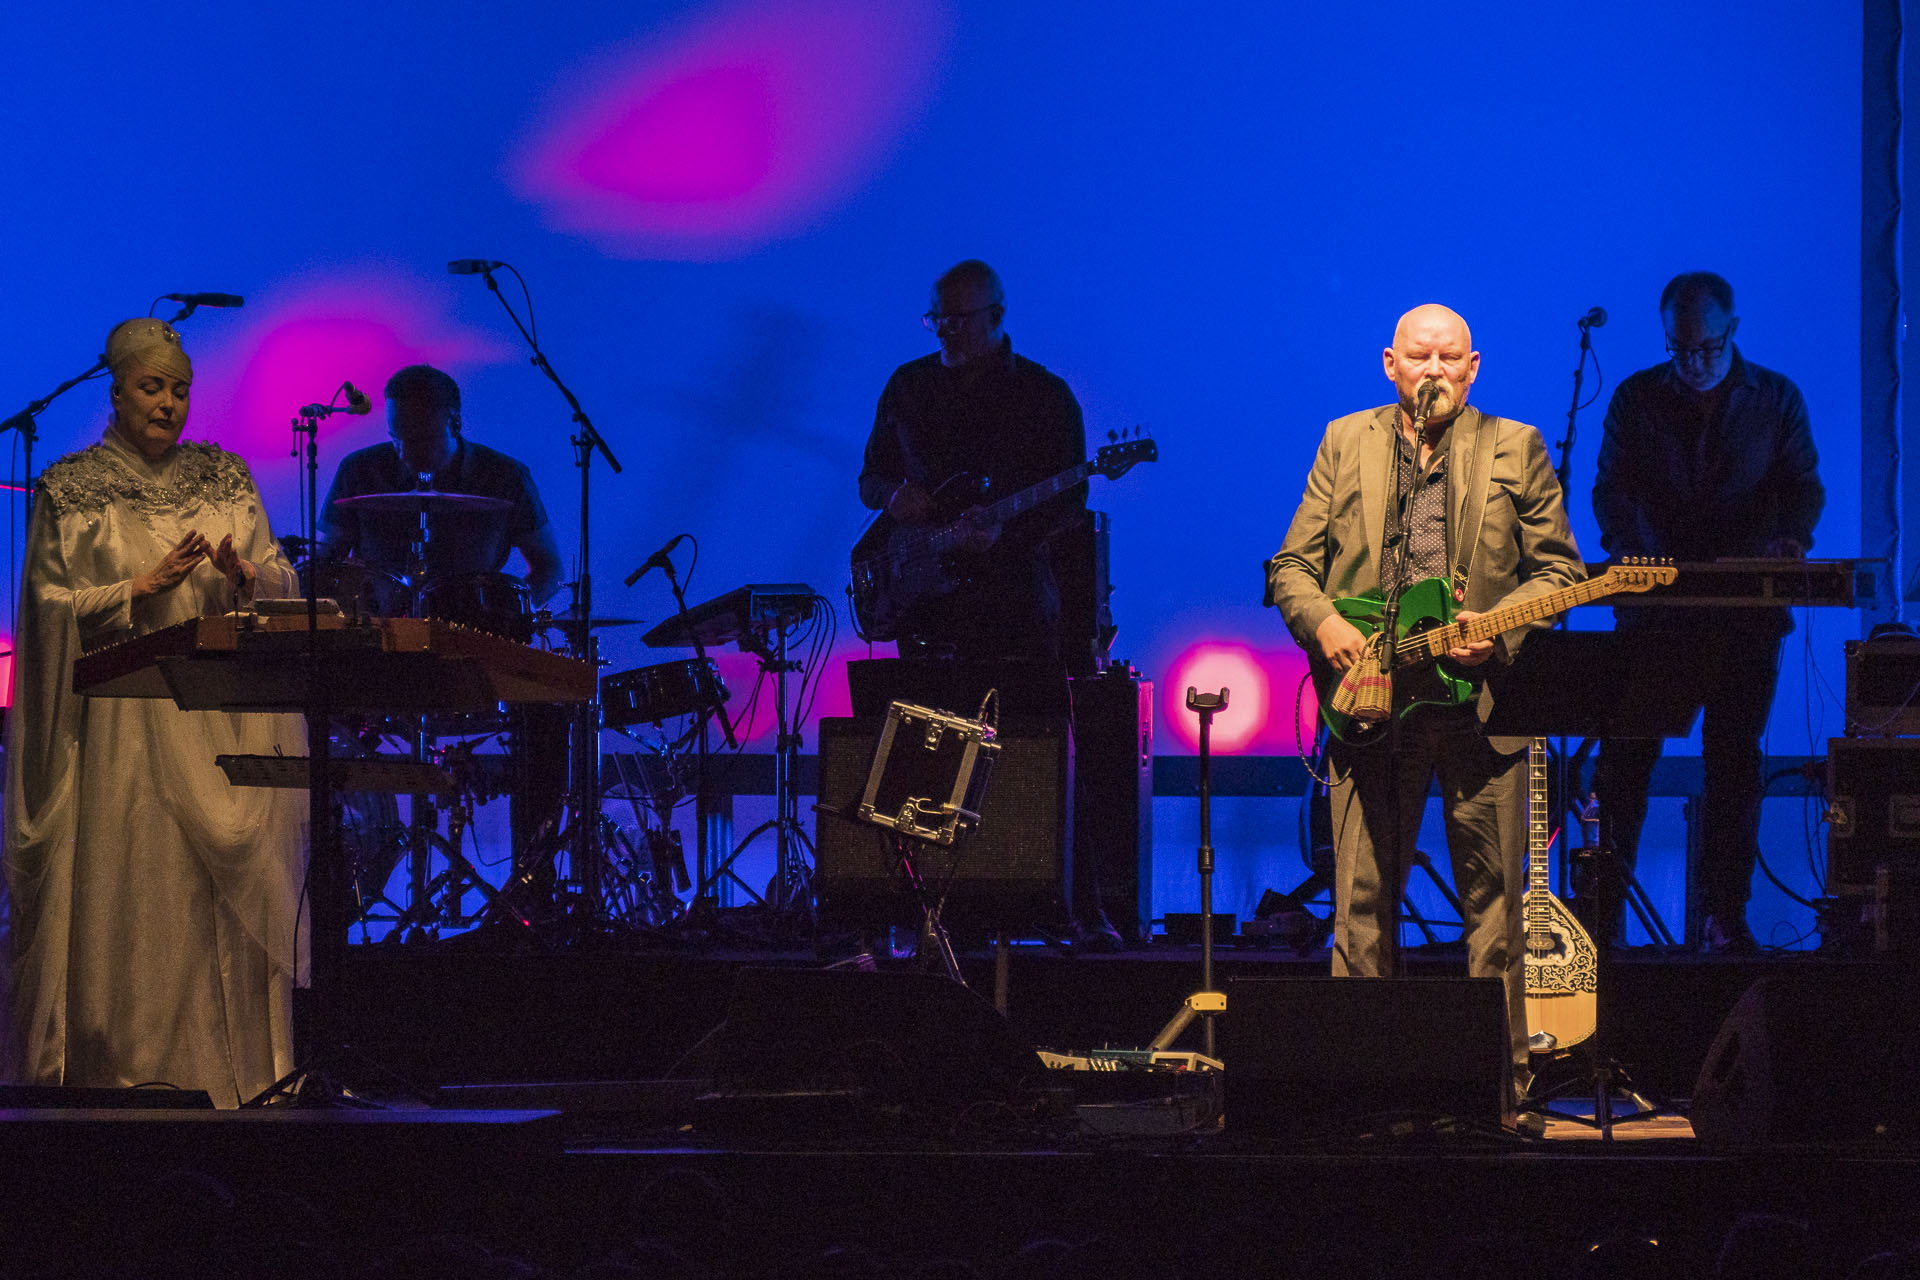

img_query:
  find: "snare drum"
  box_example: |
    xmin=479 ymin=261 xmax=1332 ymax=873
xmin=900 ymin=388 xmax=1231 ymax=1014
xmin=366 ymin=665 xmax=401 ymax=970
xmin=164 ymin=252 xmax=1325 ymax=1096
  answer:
xmin=602 ymin=658 xmax=728 ymax=728
xmin=420 ymin=572 xmax=533 ymax=640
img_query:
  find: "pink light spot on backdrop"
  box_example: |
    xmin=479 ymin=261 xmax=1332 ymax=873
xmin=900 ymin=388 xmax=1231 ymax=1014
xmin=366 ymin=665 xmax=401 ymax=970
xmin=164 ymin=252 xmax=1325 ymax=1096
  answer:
xmin=0 ymin=636 xmax=13 ymax=708
xmin=575 ymin=66 xmax=776 ymax=202
xmin=509 ymin=0 xmax=952 ymax=259
xmin=1162 ymin=642 xmax=1311 ymax=755
xmin=188 ymin=274 xmax=512 ymax=517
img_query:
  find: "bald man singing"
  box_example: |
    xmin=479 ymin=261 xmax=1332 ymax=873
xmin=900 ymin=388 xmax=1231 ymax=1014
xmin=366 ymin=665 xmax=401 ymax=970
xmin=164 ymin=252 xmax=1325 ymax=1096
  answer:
xmin=1265 ymin=305 xmax=1585 ymax=1109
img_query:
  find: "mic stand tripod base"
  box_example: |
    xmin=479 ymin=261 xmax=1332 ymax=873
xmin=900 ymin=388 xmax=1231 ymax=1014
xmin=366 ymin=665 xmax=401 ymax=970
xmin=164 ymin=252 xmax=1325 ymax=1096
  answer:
xmin=1149 ymin=990 xmax=1225 ymax=1054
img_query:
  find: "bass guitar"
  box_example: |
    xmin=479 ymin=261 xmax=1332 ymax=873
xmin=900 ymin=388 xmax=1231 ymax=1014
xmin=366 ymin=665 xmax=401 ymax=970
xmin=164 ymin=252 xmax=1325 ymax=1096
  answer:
xmin=1522 ymin=736 xmax=1597 ymax=1053
xmin=1310 ymin=560 xmax=1677 ymax=744
xmin=848 ymin=433 xmax=1157 ymax=641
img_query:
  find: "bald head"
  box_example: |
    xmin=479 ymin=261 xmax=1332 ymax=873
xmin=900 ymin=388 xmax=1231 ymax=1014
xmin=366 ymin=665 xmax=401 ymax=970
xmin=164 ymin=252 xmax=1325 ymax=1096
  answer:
xmin=1383 ymin=304 xmax=1479 ymax=425
xmin=1392 ymin=304 xmax=1472 ymax=352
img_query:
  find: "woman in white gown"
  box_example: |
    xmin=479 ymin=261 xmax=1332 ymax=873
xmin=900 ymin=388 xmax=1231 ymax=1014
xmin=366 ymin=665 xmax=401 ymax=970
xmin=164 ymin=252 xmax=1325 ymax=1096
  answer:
xmin=4 ymin=317 xmax=307 ymax=1106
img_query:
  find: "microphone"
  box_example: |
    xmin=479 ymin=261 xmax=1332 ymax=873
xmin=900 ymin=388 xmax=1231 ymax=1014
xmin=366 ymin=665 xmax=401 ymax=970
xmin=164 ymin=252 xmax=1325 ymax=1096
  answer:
xmin=447 ymin=259 xmax=505 ymax=275
xmin=1413 ymin=380 xmax=1441 ymax=419
xmin=1578 ymin=306 xmax=1608 ymax=329
xmin=297 ymin=382 xmax=375 ymax=418
xmin=162 ymin=292 xmax=244 ymax=308
xmin=624 ymin=533 xmax=686 ymax=586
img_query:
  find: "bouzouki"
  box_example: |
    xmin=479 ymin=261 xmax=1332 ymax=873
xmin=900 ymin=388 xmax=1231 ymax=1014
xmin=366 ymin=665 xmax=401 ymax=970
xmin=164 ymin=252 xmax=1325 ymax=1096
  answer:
xmin=1522 ymin=735 xmax=1597 ymax=1052
xmin=848 ymin=433 xmax=1157 ymax=641
xmin=1309 ymin=560 xmax=1677 ymax=744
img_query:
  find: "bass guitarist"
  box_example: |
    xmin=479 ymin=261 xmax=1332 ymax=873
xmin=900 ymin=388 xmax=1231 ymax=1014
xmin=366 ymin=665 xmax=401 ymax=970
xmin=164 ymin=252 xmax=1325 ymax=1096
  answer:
xmin=1264 ymin=303 xmax=1586 ymax=1105
xmin=858 ymin=259 xmax=1087 ymax=663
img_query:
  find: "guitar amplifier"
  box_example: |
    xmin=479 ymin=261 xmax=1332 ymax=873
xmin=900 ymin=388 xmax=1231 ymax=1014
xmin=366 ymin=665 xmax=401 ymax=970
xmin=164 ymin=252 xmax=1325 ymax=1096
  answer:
xmin=1846 ymin=638 xmax=1920 ymax=736
xmin=1826 ymin=737 xmax=1920 ymax=951
xmin=815 ymin=716 xmax=1072 ymax=935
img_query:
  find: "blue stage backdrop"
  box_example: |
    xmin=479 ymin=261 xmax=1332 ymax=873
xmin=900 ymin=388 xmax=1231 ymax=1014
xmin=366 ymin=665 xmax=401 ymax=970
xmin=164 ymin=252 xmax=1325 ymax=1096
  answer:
xmin=6 ymin=0 xmax=1863 ymax=944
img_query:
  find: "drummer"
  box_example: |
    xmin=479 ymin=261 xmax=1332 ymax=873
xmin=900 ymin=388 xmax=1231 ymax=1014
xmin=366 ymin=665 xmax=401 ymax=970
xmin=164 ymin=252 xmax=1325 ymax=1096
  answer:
xmin=318 ymin=363 xmax=563 ymax=610
xmin=320 ymin=363 xmax=568 ymax=915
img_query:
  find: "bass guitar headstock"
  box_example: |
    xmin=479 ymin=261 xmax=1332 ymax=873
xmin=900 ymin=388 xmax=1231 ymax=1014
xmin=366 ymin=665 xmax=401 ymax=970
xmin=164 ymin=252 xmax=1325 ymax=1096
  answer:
xmin=1093 ymin=427 xmax=1158 ymax=480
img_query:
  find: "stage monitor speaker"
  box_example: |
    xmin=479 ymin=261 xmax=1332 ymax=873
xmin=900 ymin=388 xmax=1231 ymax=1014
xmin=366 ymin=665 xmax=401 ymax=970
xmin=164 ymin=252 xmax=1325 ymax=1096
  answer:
xmin=814 ymin=716 xmax=1071 ymax=935
xmin=1225 ymin=976 xmax=1511 ymax=1140
xmin=703 ymin=967 xmax=1042 ymax=1126
xmin=1691 ymin=970 xmax=1920 ymax=1149
xmin=0 ymin=1085 xmax=215 ymax=1110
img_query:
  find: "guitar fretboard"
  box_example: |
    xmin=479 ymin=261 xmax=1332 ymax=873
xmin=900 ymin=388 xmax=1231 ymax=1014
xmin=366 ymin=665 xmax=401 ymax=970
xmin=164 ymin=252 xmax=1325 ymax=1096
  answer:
xmin=1395 ymin=572 xmax=1633 ymax=664
xmin=1526 ymin=737 xmax=1551 ymax=945
xmin=923 ymin=463 xmax=1095 ymax=555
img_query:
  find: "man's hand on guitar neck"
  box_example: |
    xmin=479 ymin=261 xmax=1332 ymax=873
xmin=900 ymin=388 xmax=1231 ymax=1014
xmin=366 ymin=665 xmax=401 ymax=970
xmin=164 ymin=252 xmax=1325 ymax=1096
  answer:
xmin=955 ymin=506 xmax=1001 ymax=552
xmin=1315 ymin=613 xmax=1370 ymax=672
xmin=885 ymin=482 xmax=935 ymax=524
xmin=1447 ymin=610 xmax=1497 ymax=667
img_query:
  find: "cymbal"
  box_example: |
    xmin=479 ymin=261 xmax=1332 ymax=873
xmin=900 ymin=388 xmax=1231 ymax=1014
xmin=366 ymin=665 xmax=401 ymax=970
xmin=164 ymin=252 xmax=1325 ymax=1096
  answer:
xmin=332 ymin=491 xmax=513 ymax=515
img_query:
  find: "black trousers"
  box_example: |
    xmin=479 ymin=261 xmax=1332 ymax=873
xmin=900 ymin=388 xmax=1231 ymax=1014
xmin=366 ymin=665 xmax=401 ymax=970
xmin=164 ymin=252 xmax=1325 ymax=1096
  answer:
xmin=1594 ymin=622 xmax=1785 ymax=938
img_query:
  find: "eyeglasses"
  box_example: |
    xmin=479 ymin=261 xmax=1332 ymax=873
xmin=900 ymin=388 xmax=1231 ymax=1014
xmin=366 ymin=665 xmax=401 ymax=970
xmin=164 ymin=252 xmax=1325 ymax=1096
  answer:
xmin=922 ymin=304 xmax=998 ymax=332
xmin=1666 ymin=330 xmax=1733 ymax=361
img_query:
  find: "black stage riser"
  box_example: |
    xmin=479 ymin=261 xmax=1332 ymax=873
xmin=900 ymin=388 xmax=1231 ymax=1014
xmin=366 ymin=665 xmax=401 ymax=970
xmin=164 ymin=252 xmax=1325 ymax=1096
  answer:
xmin=332 ymin=947 xmax=1893 ymax=1105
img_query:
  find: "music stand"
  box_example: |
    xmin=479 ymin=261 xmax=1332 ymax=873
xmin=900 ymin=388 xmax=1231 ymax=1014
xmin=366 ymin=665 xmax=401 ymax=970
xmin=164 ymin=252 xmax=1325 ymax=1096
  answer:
xmin=1487 ymin=627 xmax=1709 ymax=1139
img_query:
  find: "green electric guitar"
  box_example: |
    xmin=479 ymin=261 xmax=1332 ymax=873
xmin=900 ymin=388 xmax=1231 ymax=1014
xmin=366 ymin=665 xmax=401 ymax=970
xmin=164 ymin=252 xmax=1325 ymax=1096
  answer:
xmin=1310 ymin=560 xmax=1677 ymax=744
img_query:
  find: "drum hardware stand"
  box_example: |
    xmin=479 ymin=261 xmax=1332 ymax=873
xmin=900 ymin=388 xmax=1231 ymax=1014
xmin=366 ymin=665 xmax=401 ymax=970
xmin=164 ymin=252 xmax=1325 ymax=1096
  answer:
xmin=603 ymin=748 xmax=692 ymax=927
xmin=460 ymin=260 xmax=625 ymax=929
xmin=631 ymin=546 xmax=743 ymax=918
xmin=1150 ymin=688 xmax=1229 ymax=1060
xmin=691 ymin=619 xmax=813 ymax=917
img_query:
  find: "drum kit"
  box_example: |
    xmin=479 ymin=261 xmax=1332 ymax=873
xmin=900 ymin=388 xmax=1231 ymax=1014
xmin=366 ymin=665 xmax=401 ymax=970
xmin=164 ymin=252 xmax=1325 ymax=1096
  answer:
xmin=301 ymin=487 xmax=668 ymax=939
xmin=297 ymin=484 xmax=821 ymax=942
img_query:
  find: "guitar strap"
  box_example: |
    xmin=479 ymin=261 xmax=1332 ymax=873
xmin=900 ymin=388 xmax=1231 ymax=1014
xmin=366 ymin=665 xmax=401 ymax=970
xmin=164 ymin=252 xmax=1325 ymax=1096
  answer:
xmin=1447 ymin=408 xmax=1496 ymax=605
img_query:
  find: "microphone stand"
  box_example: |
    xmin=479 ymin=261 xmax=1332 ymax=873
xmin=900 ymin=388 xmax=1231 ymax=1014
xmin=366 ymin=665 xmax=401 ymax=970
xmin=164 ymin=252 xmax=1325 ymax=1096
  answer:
xmin=1556 ymin=316 xmax=1599 ymax=496
xmin=249 ymin=395 xmax=357 ymax=1105
xmin=5 ymin=307 xmax=227 ymax=530
xmin=468 ymin=264 xmax=625 ymax=927
xmin=1553 ymin=314 xmax=1599 ymax=900
xmin=2 ymin=358 xmax=110 ymax=523
xmin=1372 ymin=401 xmax=1426 ymax=978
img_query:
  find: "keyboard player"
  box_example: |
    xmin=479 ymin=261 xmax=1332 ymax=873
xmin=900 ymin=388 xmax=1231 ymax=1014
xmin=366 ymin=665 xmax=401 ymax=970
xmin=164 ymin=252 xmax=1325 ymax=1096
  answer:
xmin=1590 ymin=271 xmax=1825 ymax=953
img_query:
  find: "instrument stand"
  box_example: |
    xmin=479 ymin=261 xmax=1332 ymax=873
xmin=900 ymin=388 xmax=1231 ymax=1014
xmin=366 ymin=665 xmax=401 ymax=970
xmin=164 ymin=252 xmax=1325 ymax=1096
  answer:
xmin=649 ymin=556 xmax=743 ymax=922
xmin=386 ymin=770 xmax=530 ymax=939
xmin=1486 ymin=629 xmax=1710 ymax=1140
xmin=886 ymin=832 xmax=967 ymax=986
xmin=691 ymin=621 xmax=814 ymax=919
xmin=1547 ymin=738 xmax=1677 ymax=947
xmin=249 ymin=398 xmax=402 ymax=1108
xmin=1150 ymin=688 xmax=1229 ymax=1059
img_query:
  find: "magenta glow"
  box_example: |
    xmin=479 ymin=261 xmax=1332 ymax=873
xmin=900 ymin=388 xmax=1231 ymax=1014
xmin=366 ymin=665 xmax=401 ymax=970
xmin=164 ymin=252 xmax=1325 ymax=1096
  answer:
xmin=508 ymin=0 xmax=951 ymax=259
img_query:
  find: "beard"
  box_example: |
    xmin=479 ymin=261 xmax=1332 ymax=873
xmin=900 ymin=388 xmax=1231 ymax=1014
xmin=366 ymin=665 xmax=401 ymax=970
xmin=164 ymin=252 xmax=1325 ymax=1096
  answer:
xmin=1409 ymin=379 xmax=1462 ymax=424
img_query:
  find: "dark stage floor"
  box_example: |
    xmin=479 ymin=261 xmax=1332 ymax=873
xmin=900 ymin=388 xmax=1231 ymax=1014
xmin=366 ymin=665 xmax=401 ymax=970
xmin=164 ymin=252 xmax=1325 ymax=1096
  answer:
xmin=1 ymin=943 xmax=1911 ymax=1278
